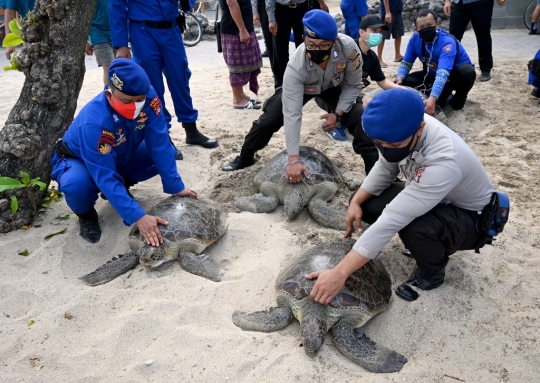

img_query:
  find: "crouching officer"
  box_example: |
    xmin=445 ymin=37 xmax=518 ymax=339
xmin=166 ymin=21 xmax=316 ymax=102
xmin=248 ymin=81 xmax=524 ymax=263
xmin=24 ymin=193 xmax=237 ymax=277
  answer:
xmin=51 ymin=59 xmax=197 ymax=244
xmin=221 ymin=9 xmax=379 ymax=175
xmin=306 ymin=88 xmax=509 ymax=303
xmin=394 ymin=9 xmax=476 ymax=114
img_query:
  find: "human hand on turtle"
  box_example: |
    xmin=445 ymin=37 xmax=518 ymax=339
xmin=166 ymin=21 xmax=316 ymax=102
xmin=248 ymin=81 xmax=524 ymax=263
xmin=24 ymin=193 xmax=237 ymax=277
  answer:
xmin=306 ymin=268 xmax=347 ymax=305
xmin=286 ymin=162 xmax=309 ymax=183
xmin=136 ymin=214 xmax=168 ymax=247
xmin=344 ymin=202 xmax=364 ymax=238
xmin=173 ymin=188 xmax=198 ymax=198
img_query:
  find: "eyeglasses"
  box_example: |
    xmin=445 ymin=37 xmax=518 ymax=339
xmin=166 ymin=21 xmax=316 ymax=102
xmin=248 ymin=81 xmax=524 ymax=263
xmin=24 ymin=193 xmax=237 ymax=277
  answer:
xmin=305 ymin=42 xmax=333 ymax=50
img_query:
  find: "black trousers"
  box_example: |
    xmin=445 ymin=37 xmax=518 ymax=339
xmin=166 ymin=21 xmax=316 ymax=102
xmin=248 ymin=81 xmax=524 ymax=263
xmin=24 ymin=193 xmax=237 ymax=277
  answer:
xmin=257 ymin=0 xmax=279 ymax=85
xmin=273 ymin=1 xmax=319 ymax=88
xmin=241 ymin=87 xmax=377 ymax=158
xmin=402 ymin=64 xmax=476 ymax=104
xmin=449 ymin=0 xmax=494 ymax=71
xmin=359 ymin=182 xmax=485 ymax=274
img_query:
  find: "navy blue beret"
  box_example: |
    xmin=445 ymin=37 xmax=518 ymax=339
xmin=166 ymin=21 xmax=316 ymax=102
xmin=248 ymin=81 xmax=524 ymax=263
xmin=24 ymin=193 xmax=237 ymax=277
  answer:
xmin=362 ymin=88 xmax=425 ymax=142
xmin=108 ymin=58 xmax=150 ymax=96
xmin=303 ymin=10 xmax=338 ymax=41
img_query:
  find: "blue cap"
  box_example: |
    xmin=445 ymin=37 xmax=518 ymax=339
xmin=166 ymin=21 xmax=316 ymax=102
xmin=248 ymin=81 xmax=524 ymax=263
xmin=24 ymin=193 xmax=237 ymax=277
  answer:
xmin=302 ymin=10 xmax=338 ymax=41
xmin=362 ymin=88 xmax=425 ymax=142
xmin=107 ymin=59 xmax=150 ymax=96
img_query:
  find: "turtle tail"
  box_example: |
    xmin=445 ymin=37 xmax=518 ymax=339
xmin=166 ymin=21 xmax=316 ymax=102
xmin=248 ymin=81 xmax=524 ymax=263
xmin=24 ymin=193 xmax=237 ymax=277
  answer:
xmin=78 ymin=252 xmax=140 ymax=286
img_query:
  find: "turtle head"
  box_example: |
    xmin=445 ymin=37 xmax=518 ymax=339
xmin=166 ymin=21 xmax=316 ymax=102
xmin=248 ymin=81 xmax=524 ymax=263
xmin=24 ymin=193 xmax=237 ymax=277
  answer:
xmin=138 ymin=244 xmax=168 ymax=268
xmin=300 ymin=307 xmax=328 ymax=357
xmin=283 ymin=183 xmax=310 ymax=220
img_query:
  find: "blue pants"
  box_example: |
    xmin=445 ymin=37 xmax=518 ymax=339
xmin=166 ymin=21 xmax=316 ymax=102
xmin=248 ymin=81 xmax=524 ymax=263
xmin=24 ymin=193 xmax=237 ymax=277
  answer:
xmin=129 ymin=22 xmax=198 ymax=127
xmin=343 ymin=17 xmax=361 ymax=41
xmin=51 ymin=142 xmax=159 ymax=214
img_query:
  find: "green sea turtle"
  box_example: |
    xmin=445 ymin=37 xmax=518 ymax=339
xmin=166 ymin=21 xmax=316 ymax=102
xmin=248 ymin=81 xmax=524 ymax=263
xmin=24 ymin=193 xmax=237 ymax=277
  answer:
xmin=232 ymin=238 xmax=407 ymax=373
xmin=79 ymin=196 xmax=228 ymax=286
xmin=234 ymin=146 xmax=346 ymax=230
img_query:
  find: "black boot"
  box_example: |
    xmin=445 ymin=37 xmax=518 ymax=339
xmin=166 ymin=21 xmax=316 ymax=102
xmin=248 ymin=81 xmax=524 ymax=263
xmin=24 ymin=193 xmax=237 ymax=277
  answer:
xmin=221 ymin=150 xmax=255 ymax=171
xmin=405 ymin=267 xmax=445 ymax=291
xmin=77 ymin=208 xmax=101 ymax=244
xmin=480 ymin=70 xmax=491 ymax=82
xmin=361 ymin=152 xmax=379 ymax=175
xmin=168 ymin=135 xmax=183 ymax=160
xmin=183 ymin=122 xmax=219 ymax=149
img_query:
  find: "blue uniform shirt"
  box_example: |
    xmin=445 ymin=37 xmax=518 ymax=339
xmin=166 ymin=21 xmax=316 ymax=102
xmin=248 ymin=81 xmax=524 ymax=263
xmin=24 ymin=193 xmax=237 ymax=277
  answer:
xmin=61 ymin=86 xmax=185 ymax=226
xmin=397 ymin=28 xmax=473 ymax=99
xmin=109 ymin=0 xmax=195 ymax=48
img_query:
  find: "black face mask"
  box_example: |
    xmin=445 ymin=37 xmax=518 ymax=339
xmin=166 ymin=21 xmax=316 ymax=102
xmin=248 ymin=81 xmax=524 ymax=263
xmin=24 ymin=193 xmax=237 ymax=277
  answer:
xmin=374 ymin=133 xmax=418 ymax=163
xmin=307 ymin=45 xmax=332 ymax=64
xmin=418 ymin=26 xmax=437 ymax=43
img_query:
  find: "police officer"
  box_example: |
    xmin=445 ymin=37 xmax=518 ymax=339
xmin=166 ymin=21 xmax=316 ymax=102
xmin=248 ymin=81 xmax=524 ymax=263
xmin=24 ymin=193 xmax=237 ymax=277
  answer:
xmin=306 ymin=88 xmax=497 ymax=303
xmin=51 ymin=59 xmax=197 ymax=244
xmin=394 ymin=9 xmax=476 ymax=114
xmin=109 ymin=0 xmax=218 ymax=160
xmin=221 ymin=10 xmax=378 ymax=175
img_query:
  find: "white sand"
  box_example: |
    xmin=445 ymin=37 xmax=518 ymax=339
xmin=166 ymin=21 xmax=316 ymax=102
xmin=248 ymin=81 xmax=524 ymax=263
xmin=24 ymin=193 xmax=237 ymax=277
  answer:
xmin=1 ymin=22 xmax=539 ymax=382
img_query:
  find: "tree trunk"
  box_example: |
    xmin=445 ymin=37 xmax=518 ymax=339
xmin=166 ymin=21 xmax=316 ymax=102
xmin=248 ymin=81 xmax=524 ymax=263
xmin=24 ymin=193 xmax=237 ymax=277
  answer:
xmin=0 ymin=0 xmax=97 ymax=232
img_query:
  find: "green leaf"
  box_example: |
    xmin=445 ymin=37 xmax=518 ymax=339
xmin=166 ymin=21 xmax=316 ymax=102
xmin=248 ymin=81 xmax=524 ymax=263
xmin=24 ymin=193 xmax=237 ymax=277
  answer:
xmin=0 ymin=177 xmax=24 ymax=192
xmin=28 ymin=320 xmax=34 ymax=327
xmin=8 ymin=19 xmax=20 ymax=35
xmin=20 ymin=171 xmax=30 ymax=186
xmin=18 ymin=249 xmax=30 ymax=256
xmin=55 ymin=214 xmax=70 ymax=221
xmin=44 ymin=227 xmax=67 ymax=240
xmin=10 ymin=196 xmax=19 ymax=214
xmin=33 ymin=180 xmax=47 ymax=191
xmin=2 ymin=33 xmax=24 ymax=48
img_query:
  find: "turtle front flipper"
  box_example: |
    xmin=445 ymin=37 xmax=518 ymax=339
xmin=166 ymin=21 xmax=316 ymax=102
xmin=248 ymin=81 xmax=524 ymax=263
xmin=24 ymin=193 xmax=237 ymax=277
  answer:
xmin=232 ymin=306 xmax=293 ymax=332
xmin=234 ymin=193 xmax=279 ymax=213
xmin=179 ymin=251 xmax=222 ymax=282
xmin=78 ymin=252 xmax=140 ymax=286
xmin=308 ymin=198 xmax=347 ymax=230
xmin=331 ymin=323 xmax=407 ymax=373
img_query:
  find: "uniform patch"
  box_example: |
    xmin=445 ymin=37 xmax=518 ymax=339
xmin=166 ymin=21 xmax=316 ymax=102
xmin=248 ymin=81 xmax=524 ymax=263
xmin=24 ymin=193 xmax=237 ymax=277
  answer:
xmin=336 ymin=62 xmax=346 ymax=72
xmin=303 ymin=85 xmax=321 ymax=95
xmin=135 ymin=124 xmax=146 ymax=131
xmin=442 ymin=44 xmax=452 ymax=53
xmin=305 ymin=27 xmax=316 ymax=37
xmin=137 ymin=112 xmax=148 ymax=123
xmin=349 ymin=50 xmax=359 ymax=61
xmin=353 ymin=56 xmax=361 ymax=71
xmin=150 ymin=96 xmax=161 ymax=116
xmin=334 ymin=76 xmax=341 ymax=83
xmin=97 ymin=132 xmax=115 ymax=154
xmin=113 ymin=114 xmax=119 ymax=123
xmin=114 ymin=128 xmax=126 ymax=147
xmin=414 ymin=166 xmax=427 ymax=183
xmin=111 ymin=73 xmax=124 ymax=90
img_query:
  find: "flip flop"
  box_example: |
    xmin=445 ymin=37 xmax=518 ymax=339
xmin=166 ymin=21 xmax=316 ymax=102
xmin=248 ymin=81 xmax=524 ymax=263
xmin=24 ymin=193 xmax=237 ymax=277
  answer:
xmin=393 ymin=58 xmax=404 ymax=63
xmin=249 ymin=97 xmax=262 ymax=105
xmin=380 ymin=62 xmax=388 ymax=68
xmin=233 ymin=99 xmax=261 ymax=110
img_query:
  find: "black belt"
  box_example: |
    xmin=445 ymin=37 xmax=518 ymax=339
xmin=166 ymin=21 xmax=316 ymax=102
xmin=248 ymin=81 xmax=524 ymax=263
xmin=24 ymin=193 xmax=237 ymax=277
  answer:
xmin=277 ymin=1 xmax=307 ymax=8
xmin=55 ymin=139 xmax=76 ymax=159
xmin=130 ymin=19 xmax=175 ymax=29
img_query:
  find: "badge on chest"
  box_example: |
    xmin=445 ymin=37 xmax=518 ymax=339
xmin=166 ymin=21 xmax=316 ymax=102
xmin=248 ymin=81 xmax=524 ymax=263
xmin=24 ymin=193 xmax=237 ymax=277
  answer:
xmin=304 ymin=85 xmax=321 ymax=95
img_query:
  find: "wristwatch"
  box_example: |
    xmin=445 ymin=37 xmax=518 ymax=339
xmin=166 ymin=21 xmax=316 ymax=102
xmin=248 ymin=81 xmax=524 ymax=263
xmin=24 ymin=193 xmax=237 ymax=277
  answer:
xmin=333 ymin=111 xmax=342 ymax=124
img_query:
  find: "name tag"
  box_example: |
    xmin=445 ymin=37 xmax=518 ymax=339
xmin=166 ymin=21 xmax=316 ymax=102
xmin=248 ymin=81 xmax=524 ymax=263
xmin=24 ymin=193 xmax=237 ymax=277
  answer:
xmin=304 ymin=85 xmax=321 ymax=95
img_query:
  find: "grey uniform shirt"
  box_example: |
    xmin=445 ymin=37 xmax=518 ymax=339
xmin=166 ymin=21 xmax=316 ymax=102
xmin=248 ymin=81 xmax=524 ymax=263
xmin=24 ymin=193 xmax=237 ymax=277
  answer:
xmin=266 ymin=0 xmax=306 ymax=22
xmin=353 ymin=114 xmax=495 ymax=259
xmin=283 ymin=33 xmax=363 ymax=156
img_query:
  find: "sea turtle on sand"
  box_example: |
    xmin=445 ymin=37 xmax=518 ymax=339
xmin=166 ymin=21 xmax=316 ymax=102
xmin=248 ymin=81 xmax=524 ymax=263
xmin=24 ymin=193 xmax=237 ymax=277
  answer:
xmin=232 ymin=238 xmax=407 ymax=373
xmin=234 ymin=146 xmax=346 ymax=230
xmin=79 ymin=197 xmax=228 ymax=286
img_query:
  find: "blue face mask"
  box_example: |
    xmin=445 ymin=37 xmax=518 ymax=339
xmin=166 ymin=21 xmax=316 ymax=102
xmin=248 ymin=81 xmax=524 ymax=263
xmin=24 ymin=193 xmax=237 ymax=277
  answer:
xmin=364 ymin=32 xmax=383 ymax=48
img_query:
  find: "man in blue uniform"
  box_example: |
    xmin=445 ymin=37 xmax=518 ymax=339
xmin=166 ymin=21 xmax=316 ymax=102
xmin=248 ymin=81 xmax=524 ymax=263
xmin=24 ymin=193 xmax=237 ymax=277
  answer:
xmin=109 ymin=0 xmax=218 ymax=160
xmin=51 ymin=59 xmax=197 ymax=245
xmin=394 ymin=10 xmax=476 ymax=114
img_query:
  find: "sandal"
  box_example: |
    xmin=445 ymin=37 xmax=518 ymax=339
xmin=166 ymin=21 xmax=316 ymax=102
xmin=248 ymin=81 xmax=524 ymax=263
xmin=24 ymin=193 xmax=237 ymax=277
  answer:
xmin=233 ymin=99 xmax=261 ymax=110
xmin=249 ymin=97 xmax=262 ymax=105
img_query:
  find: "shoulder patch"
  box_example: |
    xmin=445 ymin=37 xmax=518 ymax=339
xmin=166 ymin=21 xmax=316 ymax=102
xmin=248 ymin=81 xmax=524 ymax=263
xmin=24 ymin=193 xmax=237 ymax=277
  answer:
xmin=150 ymin=96 xmax=161 ymax=116
xmin=98 ymin=132 xmax=115 ymax=154
xmin=137 ymin=111 xmax=148 ymax=123
xmin=349 ymin=50 xmax=359 ymax=61
xmin=414 ymin=166 xmax=427 ymax=183
xmin=442 ymin=44 xmax=452 ymax=53
xmin=353 ymin=56 xmax=362 ymax=71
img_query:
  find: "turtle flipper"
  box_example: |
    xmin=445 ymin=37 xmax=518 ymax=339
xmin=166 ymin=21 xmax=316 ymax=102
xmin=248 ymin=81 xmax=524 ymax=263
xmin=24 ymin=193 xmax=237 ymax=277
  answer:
xmin=179 ymin=251 xmax=222 ymax=282
xmin=308 ymin=198 xmax=347 ymax=231
xmin=331 ymin=324 xmax=407 ymax=373
xmin=78 ymin=252 xmax=140 ymax=286
xmin=234 ymin=193 xmax=279 ymax=213
xmin=232 ymin=306 xmax=293 ymax=332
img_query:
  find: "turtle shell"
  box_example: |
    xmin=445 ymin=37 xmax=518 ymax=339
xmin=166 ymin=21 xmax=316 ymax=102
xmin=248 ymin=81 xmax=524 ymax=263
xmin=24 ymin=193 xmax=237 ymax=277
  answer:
xmin=129 ymin=196 xmax=228 ymax=251
xmin=254 ymin=146 xmax=344 ymax=188
xmin=276 ymin=238 xmax=391 ymax=315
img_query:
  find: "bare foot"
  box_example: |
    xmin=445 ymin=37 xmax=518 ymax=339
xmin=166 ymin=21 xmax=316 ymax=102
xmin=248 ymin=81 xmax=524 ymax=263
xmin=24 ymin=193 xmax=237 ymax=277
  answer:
xmin=379 ymin=60 xmax=388 ymax=68
xmin=393 ymin=55 xmax=404 ymax=62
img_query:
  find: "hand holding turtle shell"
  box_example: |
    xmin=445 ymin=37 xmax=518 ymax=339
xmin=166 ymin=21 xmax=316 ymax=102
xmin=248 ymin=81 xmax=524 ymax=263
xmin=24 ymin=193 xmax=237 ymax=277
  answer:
xmin=173 ymin=188 xmax=198 ymax=198
xmin=286 ymin=162 xmax=309 ymax=183
xmin=306 ymin=268 xmax=348 ymax=305
xmin=136 ymin=215 xmax=168 ymax=247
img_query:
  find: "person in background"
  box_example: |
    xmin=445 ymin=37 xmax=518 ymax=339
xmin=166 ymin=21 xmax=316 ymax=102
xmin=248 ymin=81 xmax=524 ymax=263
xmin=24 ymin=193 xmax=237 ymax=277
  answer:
xmin=394 ymin=10 xmax=476 ymax=114
xmin=443 ymin=0 xmax=506 ymax=82
xmin=377 ymin=0 xmax=404 ymax=68
xmin=340 ymin=0 xmax=367 ymax=41
xmin=221 ymin=0 xmax=263 ymax=109
xmin=109 ymin=0 xmax=219 ymax=161
xmin=86 ymin=0 xmax=116 ymax=85
xmin=528 ymin=0 xmax=540 ymax=35
xmin=252 ymin=0 xmax=277 ymax=75
xmin=0 ymin=0 xmax=35 ymax=59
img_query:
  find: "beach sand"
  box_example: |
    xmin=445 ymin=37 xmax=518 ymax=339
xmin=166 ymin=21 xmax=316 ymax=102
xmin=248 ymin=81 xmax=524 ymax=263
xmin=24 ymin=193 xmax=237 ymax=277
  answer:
xmin=0 ymin=18 xmax=539 ymax=382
